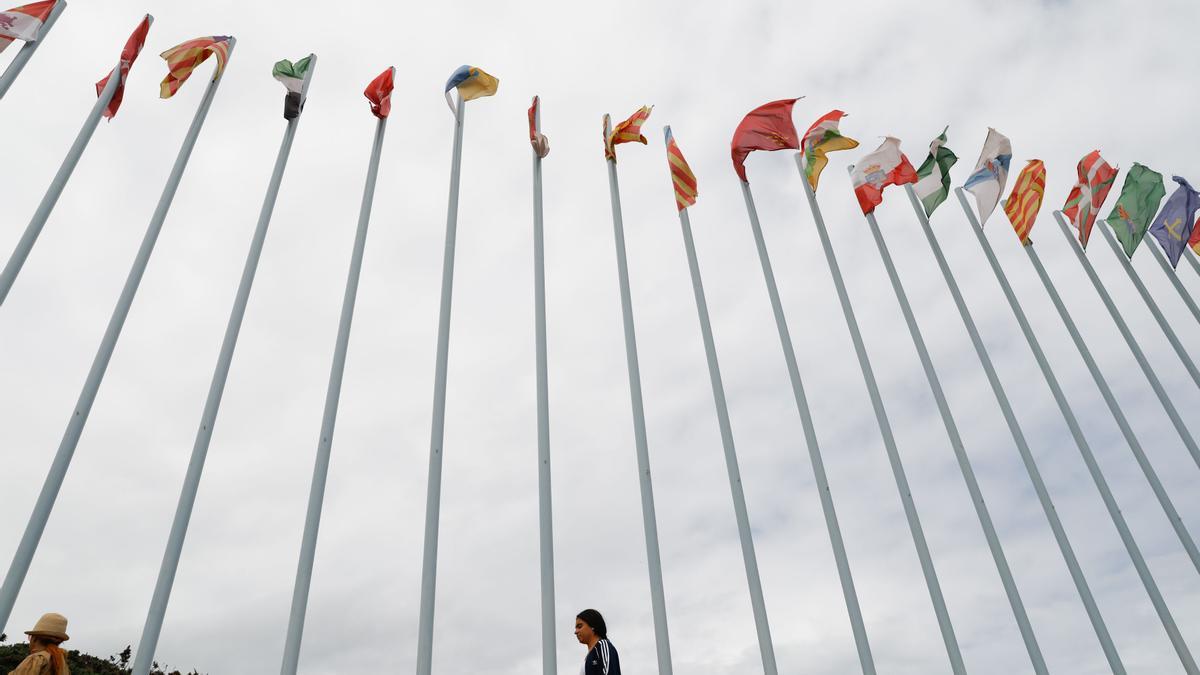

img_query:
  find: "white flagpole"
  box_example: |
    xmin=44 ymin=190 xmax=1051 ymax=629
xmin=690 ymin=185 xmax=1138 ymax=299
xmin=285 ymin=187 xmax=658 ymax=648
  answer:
xmin=1023 ymin=240 xmax=1200 ymax=575
xmin=1146 ymin=238 xmax=1200 ymax=327
xmin=1185 ymin=249 xmax=1200 ymax=280
xmin=853 ymin=170 xmax=1047 ymax=674
xmin=415 ymin=92 xmax=466 ymax=675
xmin=1096 ymin=222 xmax=1200 ymax=390
xmin=955 ymin=189 xmax=1197 ymax=674
xmin=0 ymin=57 xmax=124 ymax=305
xmin=280 ymin=66 xmax=384 ymax=675
xmin=738 ymin=178 xmax=875 ymax=674
xmin=0 ymin=39 xmax=233 ymax=636
xmin=132 ymin=51 xmax=311 ymax=675
xmin=0 ymin=0 xmax=67 ymax=99
xmin=1051 ymin=212 xmax=1200 ymax=472
xmin=797 ymin=158 xmax=966 ymax=674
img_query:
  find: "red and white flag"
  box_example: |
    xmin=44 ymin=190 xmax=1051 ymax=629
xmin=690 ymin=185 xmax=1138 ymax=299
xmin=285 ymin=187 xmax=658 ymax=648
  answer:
xmin=364 ymin=66 xmax=394 ymax=119
xmin=95 ymin=14 xmax=152 ymax=120
xmin=850 ymin=137 xmax=918 ymax=214
xmin=0 ymin=0 xmax=56 ymax=52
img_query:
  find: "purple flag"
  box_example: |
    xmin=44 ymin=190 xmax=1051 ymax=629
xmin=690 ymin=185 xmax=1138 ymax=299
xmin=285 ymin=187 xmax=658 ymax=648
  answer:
xmin=1149 ymin=176 xmax=1200 ymax=267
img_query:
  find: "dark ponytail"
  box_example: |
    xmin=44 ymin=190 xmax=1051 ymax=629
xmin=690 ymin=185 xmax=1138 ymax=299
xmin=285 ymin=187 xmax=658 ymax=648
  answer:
xmin=576 ymin=609 xmax=607 ymax=638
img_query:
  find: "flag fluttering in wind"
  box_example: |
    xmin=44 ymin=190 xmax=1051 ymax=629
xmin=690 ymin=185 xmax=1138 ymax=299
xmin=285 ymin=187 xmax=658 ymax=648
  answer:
xmin=850 ymin=137 xmax=917 ymax=214
xmin=364 ymin=66 xmax=394 ymax=119
xmin=1003 ymin=159 xmax=1046 ymax=245
xmin=528 ymin=95 xmax=549 ymax=158
xmin=95 ymin=14 xmax=151 ymax=120
xmin=913 ymin=127 xmax=958 ymax=216
xmin=1063 ymin=150 xmax=1118 ymax=248
xmin=159 ymin=35 xmax=232 ymax=98
xmin=800 ymin=110 xmax=858 ymax=190
xmin=273 ymin=54 xmax=314 ymax=120
xmin=962 ymin=128 xmax=1012 ymax=225
xmin=1105 ymin=163 xmax=1165 ymax=258
xmin=1149 ymin=176 xmax=1200 ymax=268
xmin=0 ymin=0 xmax=54 ymax=52
xmin=443 ymin=64 xmax=498 ymax=112
xmin=604 ymin=105 xmax=652 ymax=161
xmin=1188 ymin=215 xmax=1200 ymax=256
xmin=665 ymin=126 xmax=697 ymax=211
xmin=730 ymin=98 xmax=802 ymax=182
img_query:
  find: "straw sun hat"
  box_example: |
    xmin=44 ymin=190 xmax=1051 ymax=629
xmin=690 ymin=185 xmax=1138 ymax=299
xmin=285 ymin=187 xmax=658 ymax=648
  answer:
xmin=25 ymin=612 xmax=69 ymax=642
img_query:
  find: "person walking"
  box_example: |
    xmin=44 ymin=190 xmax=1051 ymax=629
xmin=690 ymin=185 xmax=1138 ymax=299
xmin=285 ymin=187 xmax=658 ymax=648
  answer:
xmin=575 ymin=609 xmax=620 ymax=675
xmin=8 ymin=613 xmax=70 ymax=675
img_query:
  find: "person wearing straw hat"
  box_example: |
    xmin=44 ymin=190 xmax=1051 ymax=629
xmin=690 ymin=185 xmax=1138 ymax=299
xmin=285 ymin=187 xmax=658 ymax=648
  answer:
xmin=8 ymin=613 xmax=69 ymax=675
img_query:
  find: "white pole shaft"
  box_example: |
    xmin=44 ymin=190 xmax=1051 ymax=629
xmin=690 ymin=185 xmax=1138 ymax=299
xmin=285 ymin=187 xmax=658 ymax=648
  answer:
xmin=0 ymin=60 xmax=120 ymax=305
xmin=906 ymin=185 xmax=1124 ymax=672
xmin=0 ymin=0 xmax=67 ymax=99
xmin=738 ymin=179 xmax=875 ymax=674
xmin=0 ymin=53 xmax=230 ymax=636
xmin=1147 ymin=236 xmax=1200 ymax=328
xmin=955 ymin=189 xmax=1197 ymax=674
xmin=1185 ymin=249 xmax=1200 ymax=280
xmin=415 ymin=94 xmax=465 ymax=675
xmin=280 ymin=110 xmax=385 ymax=675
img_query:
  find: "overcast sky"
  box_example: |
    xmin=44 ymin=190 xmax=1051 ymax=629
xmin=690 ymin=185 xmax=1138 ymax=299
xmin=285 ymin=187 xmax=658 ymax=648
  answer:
xmin=2 ymin=0 xmax=1199 ymax=673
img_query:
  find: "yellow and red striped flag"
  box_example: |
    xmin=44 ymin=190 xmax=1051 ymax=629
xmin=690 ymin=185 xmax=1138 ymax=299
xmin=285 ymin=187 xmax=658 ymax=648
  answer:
xmin=604 ymin=105 xmax=652 ymax=161
xmin=159 ymin=35 xmax=232 ymax=98
xmin=1003 ymin=159 xmax=1046 ymax=245
xmin=664 ymin=126 xmax=696 ymax=211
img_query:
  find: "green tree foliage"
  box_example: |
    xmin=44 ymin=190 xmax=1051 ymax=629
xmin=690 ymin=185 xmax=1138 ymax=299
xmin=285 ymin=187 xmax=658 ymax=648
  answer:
xmin=0 ymin=640 xmax=205 ymax=675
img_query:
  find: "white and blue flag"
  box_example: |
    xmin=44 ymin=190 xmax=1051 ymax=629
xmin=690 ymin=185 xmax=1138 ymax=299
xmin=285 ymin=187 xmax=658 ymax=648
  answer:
xmin=962 ymin=127 xmax=1012 ymax=224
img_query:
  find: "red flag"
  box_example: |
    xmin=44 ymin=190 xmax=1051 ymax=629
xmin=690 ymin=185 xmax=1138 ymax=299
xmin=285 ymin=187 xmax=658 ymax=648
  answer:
xmin=528 ymin=95 xmax=549 ymax=158
xmin=1062 ymin=150 xmax=1118 ymax=247
xmin=730 ymin=98 xmax=801 ymax=182
xmin=364 ymin=66 xmax=394 ymax=119
xmin=1004 ymin=160 xmax=1047 ymax=245
xmin=95 ymin=14 xmax=151 ymax=119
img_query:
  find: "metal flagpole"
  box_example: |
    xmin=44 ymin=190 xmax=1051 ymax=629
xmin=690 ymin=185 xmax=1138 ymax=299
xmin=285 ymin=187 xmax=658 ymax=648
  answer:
xmin=531 ymin=98 xmax=557 ymax=675
xmin=132 ymin=50 xmax=309 ymax=675
xmin=603 ymin=114 xmax=674 ymax=674
xmin=0 ymin=0 xmax=67 ymax=99
xmin=1024 ymin=240 xmax=1200 ymax=575
xmin=854 ymin=172 xmax=1047 ymax=674
xmin=904 ymin=185 xmax=1125 ymax=672
xmin=1096 ymin=222 xmax=1200 ymax=390
xmin=738 ymin=179 xmax=875 ymax=674
xmin=415 ymin=92 xmax=466 ymax=675
xmin=1146 ymin=236 xmax=1200 ymax=327
xmin=955 ymin=189 xmax=1198 ymax=674
xmin=0 ymin=59 xmax=123 ymax=305
xmin=671 ymin=130 xmax=776 ymax=675
xmin=797 ymin=157 xmax=965 ymax=674
xmin=1051 ymin=211 xmax=1200 ymax=472
xmin=1184 ymin=248 xmax=1200 ymax=280
xmin=0 ymin=40 xmax=233 ymax=636
xmin=280 ymin=67 xmax=383 ymax=675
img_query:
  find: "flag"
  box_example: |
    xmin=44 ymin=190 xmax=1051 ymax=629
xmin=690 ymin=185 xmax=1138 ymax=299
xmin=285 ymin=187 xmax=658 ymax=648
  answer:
xmin=1003 ymin=160 xmax=1046 ymax=245
xmin=273 ymin=54 xmax=314 ymax=120
xmin=1062 ymin=150 xmax=1119 ymax=247
xmin=1188 ymin=215 xmax=1200 ymax=256
xmin=528 ymin=95 xmax=549 ymax=158
xmin=364 ymin=66 xmax=394 ymax=119
xmin=800 ymin=110 xmax=858 ymax=190
xmin=665 ymin=125 xmax=697 ymax=211
xmin=962 ymin=128 xmax=1012 ymax=224
xmin=159 ymin=35 xmax=232 ymax=99
xmin=604 ymin=105 xmax=652 ymax=161
xmin=1105 ymin=163 xmax=1165 ymax=258
xmin=94 ymin=14 xmax=151 ymax=120
xmin=730 ymin=98 xmax=802 ymax=182
xmin=443 ymin=65 xmax=498 ymax=111
xmin=913 ymin=127 xmax=958 ymax=216
xmin=1149 ymin=176 xmax=1200 ymax=268
xmin=850 ymin=137 xmax=917 ymax=215
xmin=0 ymin=0 xmax=55 ymax=53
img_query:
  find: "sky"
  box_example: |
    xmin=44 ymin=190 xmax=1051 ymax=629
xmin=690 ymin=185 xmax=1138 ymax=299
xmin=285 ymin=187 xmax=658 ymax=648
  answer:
xmin=2 ymin=0 xmax=1199 ymax=673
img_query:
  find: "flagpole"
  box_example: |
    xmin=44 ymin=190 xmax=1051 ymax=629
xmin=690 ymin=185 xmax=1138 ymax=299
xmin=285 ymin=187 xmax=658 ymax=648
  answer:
xmin=0 ymin=58 xmax=122 ymax=305
xmin=956 ymin=189 xmax=1197 ymax=673
xmin=1050 ymin=212 xmax=1200 ymax=471
xmin=415 ymin=92 xmax=466 ymax=675
xmin=0 ymin=41 xmax=233 ymax=636
xmin=531 ymin=98 xmax=557 ymax=675
xmin=0 ymin=0 xmax=66 ymax=100
xmin=854 ymin=172 xmax=1047 ymax=674
xmin=671 ymin=132 xmax=775 ymax=675
xmin=738 ymin=179 xmax=875 ymax=674
xmin=904 ymin=185 xmax=1126 ymax=672
xmin=1096 ymin=223 xmax=1200 ymax=390
xmin=280 ymin=70 xmax=382 ymax=675
xmin=1023 ymin=240 xmax=1200 ymax=575
xmin=603 ymin=114 xmax=674 ymax=675
xmin=1145 ymin=239 xmax=1200 ymax=327
xmin=1185 ymin=249 xmax=1200 ymax=279
xmin=132 ymin=49 xmax=308 ymax=675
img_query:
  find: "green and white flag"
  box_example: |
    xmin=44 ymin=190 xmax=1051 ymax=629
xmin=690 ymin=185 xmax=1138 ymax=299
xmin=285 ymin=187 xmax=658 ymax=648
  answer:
xmin=273 ymin=54 xmax=314 ymax=120
xmin=913 ymin=127 xmax=958 ymax=216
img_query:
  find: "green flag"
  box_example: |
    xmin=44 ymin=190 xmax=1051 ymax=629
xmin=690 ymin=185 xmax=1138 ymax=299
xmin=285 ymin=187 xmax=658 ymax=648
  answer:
xmin=1106 ymin=163 xmax=1166 ymax=258
xmin=272 ymin=54 xmax=314 ymax=119
xmin=912 ymin=127 xmax=958 ymax=216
